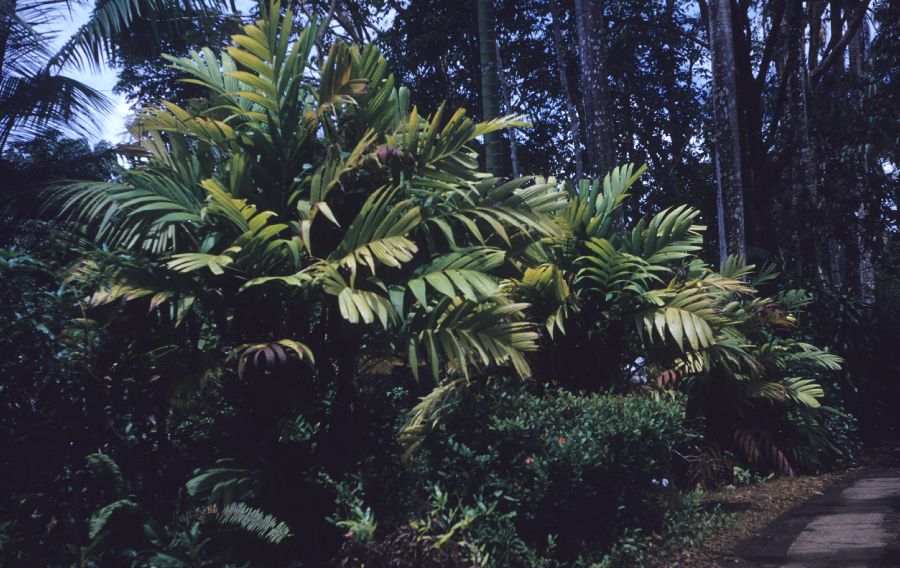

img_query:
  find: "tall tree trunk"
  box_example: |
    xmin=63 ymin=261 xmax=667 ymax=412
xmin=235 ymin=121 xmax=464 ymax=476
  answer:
xmin=783 ymin=0 xmax=824 ymax=281
xmin=731 ymin=4 xmax=763 ymax=254
xmin=477 ymin=0 xmax=503 ymax=176
xmin=660 ymin=0 xmax=686 ymax=204
xmin=849 ymin=19 xmax=876 ymax=302
xmin=707 ymin=0 xmax=746 ymax=262
xmin=550 ymin=0 xmax=583 ymax=180
xmin=809 ymin=1 xmax=826 ymax=69
xmin=574 ymin=0 xmax=614 ymax=181
xmin=495 ymin=43 xmax=520 ymax=178
xmin=830 ymin=0 xmax=845 ymax=73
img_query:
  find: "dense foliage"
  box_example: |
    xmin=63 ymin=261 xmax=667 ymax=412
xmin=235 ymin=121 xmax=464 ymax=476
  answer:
xmin=1 ymin=0 xmax=896 ymax=566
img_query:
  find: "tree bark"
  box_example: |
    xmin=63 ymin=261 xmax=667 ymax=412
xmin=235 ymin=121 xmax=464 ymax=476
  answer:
xmin=811 ymin=1 xmax=870 ymax=81
xmin=477 ymin=0 xmax=504 ymax=177
xmin=574 ymin=0 xmax=614 ymax=181
xmin=732 ymin=3 xmax=765 ymax=254
xmin=495 ymin=42 xmax=520 ymax=178
xmin=809 ymin=1 xmax=826 ymax=69
xmin=706 ymin=0 xmax=746 ymax=262
xmin=782 ymin=0 xmax=824 ymax=281
xmin=849 ymin=19 xmax=876 ymax=302
xmin=550 ymin=0 xmax=584 ymax=180
xmin=830 ymin=0 xmax=845 ymax=73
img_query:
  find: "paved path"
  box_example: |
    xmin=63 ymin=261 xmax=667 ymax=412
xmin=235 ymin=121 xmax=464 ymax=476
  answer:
xmin=727 ymin=464 xmax=900 ymax=567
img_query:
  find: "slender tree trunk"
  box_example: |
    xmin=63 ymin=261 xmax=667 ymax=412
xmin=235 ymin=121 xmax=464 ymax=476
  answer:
xmin=830 ymin=0 xmax=845 ymax=73
xmin=848 ymin=15 xmax=865 ymax=75
xmin=849 ymin=20 xmax=876 ymax=302
xmin=707 ymin=0 xmax=746 ymax=262
xmin=550 ymin=0 xmax=583 ymax=180
xmin=661 ymin=0 xmax=685 ymax=203
xmin=809 ymin=1 xmax=826 ymax=69
xmin=574 ymin=0 xmax=614 ymax=181
xmin=731 ymin=6 xmax=761 ymax=254
xmin=477 ymin=0 xmax=503 ymax=177
xmin=495 ymin=43 xmax=520 ymax=178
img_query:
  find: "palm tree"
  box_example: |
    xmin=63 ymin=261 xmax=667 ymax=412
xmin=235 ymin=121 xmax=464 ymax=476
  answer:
xmin=54 ymin=1 xmax=559 ymax=460
xmin=504 ymin=164 xmax=842 ymax=480
xmin=476 ymin=0 xmax=503 ymax=176
xmin=573 ymin=0 xmax=613 ymax=182
xmin=706 ymin=0 xmax=746 ymax=262
xmin=0 ymin=0 xmax=227 ymax=152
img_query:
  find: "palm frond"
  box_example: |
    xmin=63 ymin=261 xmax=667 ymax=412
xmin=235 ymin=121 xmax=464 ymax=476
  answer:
xmin=406 ymin=298 xmax=537 ymax=381
xmin=405 ymin=247 xmax=504 ymax=305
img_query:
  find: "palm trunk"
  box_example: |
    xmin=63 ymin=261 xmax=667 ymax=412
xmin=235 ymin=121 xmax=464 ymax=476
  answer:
xmin=707 ymin=0 xmax=746 ymax=262
xmin=574 ymin=0 xmax=614 ymax=181
xmin=495 ymin=43 xmax=520 ymax=178
xmin=477 ymin=0 xmax=503 ymax=177
xmin=550 ymin=0 xmax=583 ymax=180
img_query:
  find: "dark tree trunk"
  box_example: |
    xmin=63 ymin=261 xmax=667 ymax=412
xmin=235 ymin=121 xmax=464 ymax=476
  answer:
xmin=477 ymin=0 xmax=503 ymax=176
xmin=732 ymin=3 xmax=765 ymax=255
xmin=849 ymin=19 xmax=876 ymax=302
xmin=809 ymin=1 xmax=826 ymax=69
xmin=706 ymin=0 xmax=746 ymax=262
xmin=495 ymin=42 xmax=520 ymax=178
xmin=551 ymin=0 xmax=584 ymax=180
xmin=830 ymin=0 xmax=845 ymax=73
xmin=782 ymin=0 xmax=824 ymax=281
xmin=661 ymin=0 xmax=686 ymax=204
xmin=574 ymin=0 xmax=614 ymax=181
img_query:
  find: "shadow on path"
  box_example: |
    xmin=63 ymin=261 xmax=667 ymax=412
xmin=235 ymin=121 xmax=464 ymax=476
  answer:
xmin=723 ymin=444 xmax=900 ymax=568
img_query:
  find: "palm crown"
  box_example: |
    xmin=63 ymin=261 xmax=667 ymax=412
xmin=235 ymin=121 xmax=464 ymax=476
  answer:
xmin=56 ymin=2 xmax=563 ymax=438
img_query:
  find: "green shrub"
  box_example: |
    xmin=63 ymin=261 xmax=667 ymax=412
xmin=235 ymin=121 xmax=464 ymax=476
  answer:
xmin=411 ymin=381 xmax=690 ymax=564
xmin=782 ymin=406 xmax=861 ymax=472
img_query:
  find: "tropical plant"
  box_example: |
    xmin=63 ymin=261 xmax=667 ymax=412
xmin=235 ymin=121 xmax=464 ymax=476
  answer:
xmin=502 ymin=164 xmax=846 ymax=481
xmin=57 ymin=0 xmax=558 ymax=422
xmin=0 ymin=0 xmax=231 ymax=150
xmin=53 ymin=2 xmax=559 ymax=561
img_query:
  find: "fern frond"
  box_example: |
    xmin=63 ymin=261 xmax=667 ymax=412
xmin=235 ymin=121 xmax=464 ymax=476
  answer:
xmin=88 ymin=499 xmax=139 ymax=541
xmin=218 ymin=502 xmax=292 ymax=544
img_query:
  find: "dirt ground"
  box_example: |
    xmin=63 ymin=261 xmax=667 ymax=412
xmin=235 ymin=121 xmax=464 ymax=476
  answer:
xmin=648 ymin=468 xmax=861 ymax=567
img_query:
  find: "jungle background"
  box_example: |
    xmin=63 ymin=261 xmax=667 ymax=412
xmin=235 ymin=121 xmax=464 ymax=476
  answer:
xmin=1 ymin=0 xmax=898 ymax=566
